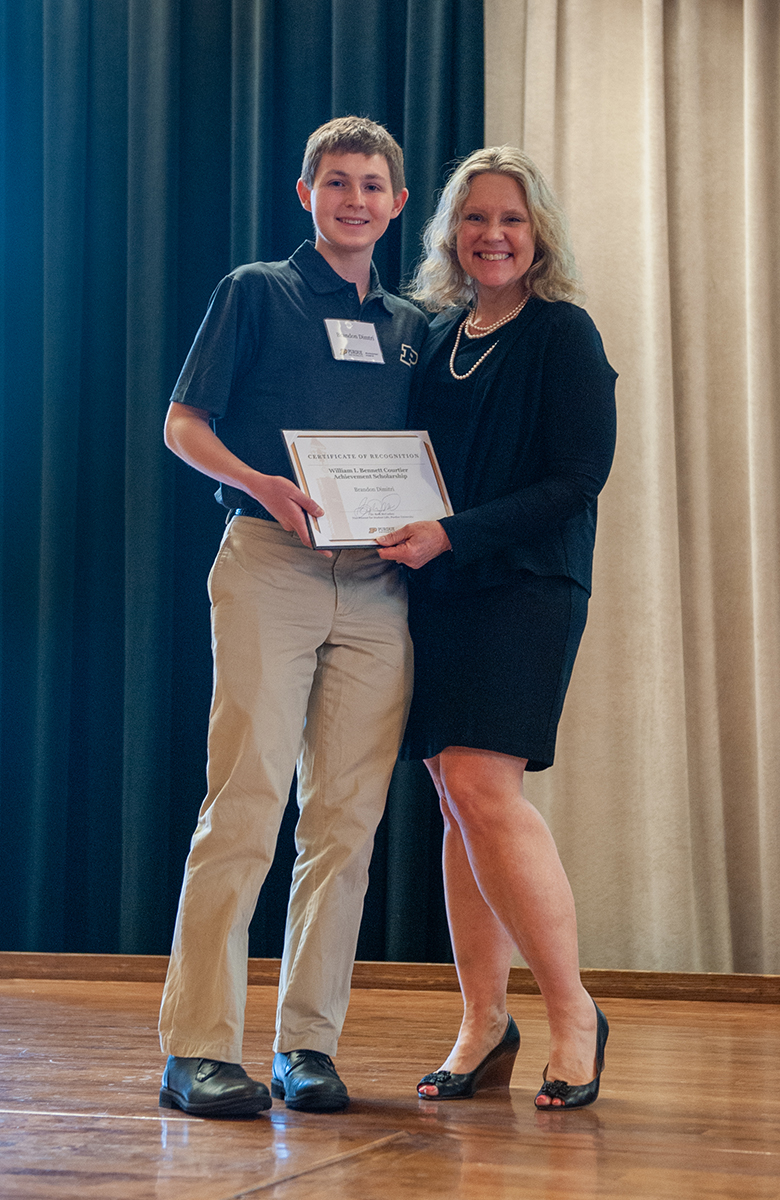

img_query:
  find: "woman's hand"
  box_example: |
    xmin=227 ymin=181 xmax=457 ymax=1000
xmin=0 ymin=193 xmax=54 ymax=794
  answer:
xmin=375 ymin=521 xmax=451 ymax=569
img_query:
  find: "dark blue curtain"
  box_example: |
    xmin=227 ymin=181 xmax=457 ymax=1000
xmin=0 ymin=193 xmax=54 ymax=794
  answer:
xmin=0 ymin=0 xmax=484 ymax=957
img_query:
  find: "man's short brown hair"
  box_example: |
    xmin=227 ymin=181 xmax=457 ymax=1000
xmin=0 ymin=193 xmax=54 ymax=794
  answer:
xmin=300 ymin=116 xmax=405 ymax=196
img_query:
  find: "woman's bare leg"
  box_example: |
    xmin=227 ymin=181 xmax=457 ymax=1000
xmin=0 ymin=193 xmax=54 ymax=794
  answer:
xmin=421 ymin=756 xmax=515 ymax=1083
xmin=433 ymin=747 xmax=597 ymax=1103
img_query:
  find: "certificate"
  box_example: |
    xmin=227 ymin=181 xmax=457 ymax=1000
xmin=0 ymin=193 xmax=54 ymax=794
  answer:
xmin=281 ymin=430 xmax=453 ymax=549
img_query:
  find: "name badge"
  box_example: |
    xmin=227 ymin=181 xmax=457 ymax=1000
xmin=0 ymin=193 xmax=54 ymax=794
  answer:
xmin=324 ymin=319 xmax=385 ymax=364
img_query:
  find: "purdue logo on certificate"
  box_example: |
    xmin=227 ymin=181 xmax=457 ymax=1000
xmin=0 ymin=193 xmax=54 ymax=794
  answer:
xmin=281 ymin=430 xmax=453 ymax=549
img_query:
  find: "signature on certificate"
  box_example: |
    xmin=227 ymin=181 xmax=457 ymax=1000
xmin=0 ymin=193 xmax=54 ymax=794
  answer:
xmin=352 ymin=492 xmax=401 ymax=518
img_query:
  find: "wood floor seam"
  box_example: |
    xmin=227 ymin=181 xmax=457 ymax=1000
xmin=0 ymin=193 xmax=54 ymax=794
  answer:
xmin=224 ymin=1131 xmax=410 ymax=1198
xmin=0 ymin=1107 xmax=180 ymax=1121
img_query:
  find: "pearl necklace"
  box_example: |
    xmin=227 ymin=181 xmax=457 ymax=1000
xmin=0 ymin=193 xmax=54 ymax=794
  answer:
xmin=465 ymin=294 xmax=529 ymax=338
xmin=449 ymin=292 xmax=530 ymax=381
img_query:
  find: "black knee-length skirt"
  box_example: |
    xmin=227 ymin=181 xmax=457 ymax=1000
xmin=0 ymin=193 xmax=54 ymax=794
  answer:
xmin=400 ymin=571 xmax=589 ymax=772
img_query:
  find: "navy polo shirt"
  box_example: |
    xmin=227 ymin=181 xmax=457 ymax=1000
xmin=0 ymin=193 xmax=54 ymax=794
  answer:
xmin=171 ymin=240 xmax=428 ymax=515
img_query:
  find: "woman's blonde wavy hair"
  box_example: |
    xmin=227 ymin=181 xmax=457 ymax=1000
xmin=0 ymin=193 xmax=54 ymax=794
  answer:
xmin=408 ymin=147 xmax=583 ymax=311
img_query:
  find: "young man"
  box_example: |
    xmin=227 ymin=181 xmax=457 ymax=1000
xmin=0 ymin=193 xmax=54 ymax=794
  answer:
xmin=158 ymin=117 xmax=426 ymax=1117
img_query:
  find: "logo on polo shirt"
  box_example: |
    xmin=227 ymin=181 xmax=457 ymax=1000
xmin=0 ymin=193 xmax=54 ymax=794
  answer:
xmin=400 ymin=344 xmax=418 ymax=367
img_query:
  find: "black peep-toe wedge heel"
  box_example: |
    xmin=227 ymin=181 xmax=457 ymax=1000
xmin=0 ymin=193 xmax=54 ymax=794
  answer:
xmin=534 ymin=1002 xmax=609 ymax=1110
xmin=417 ymin=1014 xmax=520 ymax=1100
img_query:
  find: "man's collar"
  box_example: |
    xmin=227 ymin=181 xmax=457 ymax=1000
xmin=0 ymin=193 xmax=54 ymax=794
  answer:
xmin=290 ymin=241 xmax=391 ymax=311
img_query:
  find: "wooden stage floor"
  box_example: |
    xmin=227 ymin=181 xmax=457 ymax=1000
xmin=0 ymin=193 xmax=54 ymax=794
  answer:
xmin=1 ymin=977 xmax=779 ymax=1199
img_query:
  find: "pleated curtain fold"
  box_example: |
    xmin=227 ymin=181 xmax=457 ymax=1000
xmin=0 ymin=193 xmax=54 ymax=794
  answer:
xmin=485 ymin=0 xmax=780 ymax=973
xmin=0 ymin=0 xmax=482 ymax=958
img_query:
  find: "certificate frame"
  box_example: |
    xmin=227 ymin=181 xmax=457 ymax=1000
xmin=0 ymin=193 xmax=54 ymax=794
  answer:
xmin=281 ymin=429 xmax=453 ymax=549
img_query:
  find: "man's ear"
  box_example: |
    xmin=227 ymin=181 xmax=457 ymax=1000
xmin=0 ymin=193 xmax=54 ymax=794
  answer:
xmin=390 ymin=187 xmax=409 ymax=219
xmin=296 ymin=178 xmax=312 ymax=211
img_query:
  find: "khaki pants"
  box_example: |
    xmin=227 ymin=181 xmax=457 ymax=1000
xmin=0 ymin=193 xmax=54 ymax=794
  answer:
xmin=159 ymin=516 xmax=412 ymax=1063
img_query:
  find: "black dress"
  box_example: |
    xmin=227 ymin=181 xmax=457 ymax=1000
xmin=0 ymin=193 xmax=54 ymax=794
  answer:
xmin=400 ymin=302 xmax=617 ymax=771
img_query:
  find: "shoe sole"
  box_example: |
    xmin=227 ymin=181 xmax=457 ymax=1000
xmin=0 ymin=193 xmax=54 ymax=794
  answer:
xmin=159 ymin=1087 xmax=272 ymax=1117
xmin=270 ymin=1080 xmax=349 ymax=1112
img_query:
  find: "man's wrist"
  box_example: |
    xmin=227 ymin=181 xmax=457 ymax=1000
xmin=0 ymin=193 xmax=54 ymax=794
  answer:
xmin=238 ymin=467 xmax=270 ymax=505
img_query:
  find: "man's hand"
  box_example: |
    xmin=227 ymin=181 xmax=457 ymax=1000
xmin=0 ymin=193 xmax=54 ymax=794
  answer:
xmin=248 ymin=475 xmax=327 ymax=551
xmin=163 ymin=402 xmax=331 ymax=554
xmin=375 ymin=521 xmax=451 ymax=569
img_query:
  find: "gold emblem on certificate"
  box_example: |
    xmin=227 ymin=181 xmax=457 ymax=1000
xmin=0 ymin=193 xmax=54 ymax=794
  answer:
xmin=281 ymin=430 xmax=453 ymax=549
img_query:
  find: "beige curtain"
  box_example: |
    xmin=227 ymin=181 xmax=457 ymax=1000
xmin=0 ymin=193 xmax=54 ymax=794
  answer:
xmin=485 ymin=0 xmax=780 ymax=972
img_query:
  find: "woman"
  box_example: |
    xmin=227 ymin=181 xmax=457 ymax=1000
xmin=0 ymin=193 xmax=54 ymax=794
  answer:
xmin=376 ymin=148 xmax=616 ymax=1109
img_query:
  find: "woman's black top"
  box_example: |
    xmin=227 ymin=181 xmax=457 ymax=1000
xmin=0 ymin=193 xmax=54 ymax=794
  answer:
xmin=409 ymin=296 xmax=618 ymax=597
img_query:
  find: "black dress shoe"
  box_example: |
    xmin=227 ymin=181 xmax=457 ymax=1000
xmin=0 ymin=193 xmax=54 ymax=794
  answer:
xmin=417 ymin=1014 xmax=520 ymax=1100
xmin=271 ymin=1049 xmax=349 ymax=1112
xmin=534 ymin=1002 xmax=609 ymax=1110
xmin=159 ymin=1056 xmax=271 ymax=1117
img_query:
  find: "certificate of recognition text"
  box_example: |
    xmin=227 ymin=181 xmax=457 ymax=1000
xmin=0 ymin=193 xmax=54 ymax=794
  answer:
xmin=281 ymin=430 xmax=453 ymax=549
